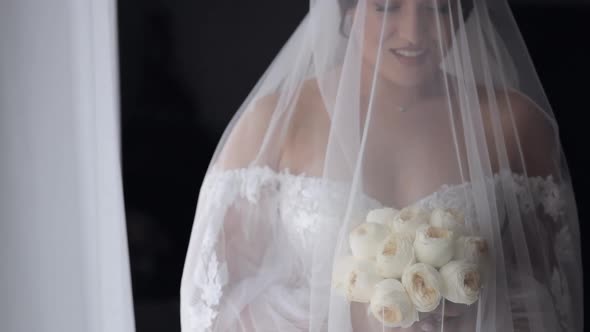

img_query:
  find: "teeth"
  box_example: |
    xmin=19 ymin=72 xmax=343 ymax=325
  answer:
xmin=393 ymin=49 xmax=425 ymax=57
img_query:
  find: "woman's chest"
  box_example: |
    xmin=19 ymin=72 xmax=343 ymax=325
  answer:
xmin=362 ymin=115 xmax=467 ymax=207
xmin=279 ymin=106 xmax=471 ymax=207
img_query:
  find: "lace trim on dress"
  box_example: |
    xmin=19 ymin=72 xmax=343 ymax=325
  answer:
xmin=186 ymin=166 xmax=284 ymax=331
xmin=186 ymin=166 xmax=571 ymax=331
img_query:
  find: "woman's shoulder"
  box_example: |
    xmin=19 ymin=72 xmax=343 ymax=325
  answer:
xmin=216 ymin=78 xmax=328 ymax=170
xmin=478 ymin=86 xmax=560 ymax=176
xmin=481 ymin=87 xmax=555 ymax=128
xmin=278 ymin=78 xmax=330 ymax=174
xmin=289 ymin=78 xmax=329 ymax=129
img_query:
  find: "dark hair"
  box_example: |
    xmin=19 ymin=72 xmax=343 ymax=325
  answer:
xmin=337 ymin=0 xmax=357 ymax=36
xmin=337 ymin=0 xmax=475 ymax=37
xmin=338 ymin=0 xmax=357 ymax=13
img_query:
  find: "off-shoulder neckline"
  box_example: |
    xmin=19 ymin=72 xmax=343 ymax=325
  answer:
xmin=207 ymin=165 xmax=555 ymax=210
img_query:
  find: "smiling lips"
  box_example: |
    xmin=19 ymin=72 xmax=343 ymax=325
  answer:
xmin=389 ymin=47 xmax=429 ymax=66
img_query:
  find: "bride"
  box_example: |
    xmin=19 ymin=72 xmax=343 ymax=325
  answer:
xmin=181 ymin=0 xmax=583 ymax=331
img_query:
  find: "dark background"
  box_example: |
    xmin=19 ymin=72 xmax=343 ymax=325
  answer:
xmin=117 ymin=1 xmax=590 ymax=331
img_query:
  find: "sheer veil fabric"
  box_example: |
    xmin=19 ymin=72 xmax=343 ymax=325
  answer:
xmin=181 ymin=0 xmax=583 ymax=331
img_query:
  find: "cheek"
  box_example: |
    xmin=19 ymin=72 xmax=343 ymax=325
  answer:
xmin=360 ymin=18 xmax=386 ymax=61
xmin=428 ymin=24 xmax=453 ymax=58
xmin=425 ymin=15 xmax=452 ymax=42
xmin=363 ymin=15 xmax=384 ymax=42
xmin=362 ymin=18 xmax=401 ymax=55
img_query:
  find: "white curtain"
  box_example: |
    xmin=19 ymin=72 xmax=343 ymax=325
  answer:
xmin=0 ymin=1 xmax=135 ymax=331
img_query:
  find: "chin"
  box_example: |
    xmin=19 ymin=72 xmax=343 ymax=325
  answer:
xmin=375 ymin=58 xmax=435 ymax=87
xmin=380 ymin=69 xmax=431 ymax=88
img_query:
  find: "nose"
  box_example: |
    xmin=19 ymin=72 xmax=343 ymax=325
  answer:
xmin=396 ymin=6 xmax=426 ymax=45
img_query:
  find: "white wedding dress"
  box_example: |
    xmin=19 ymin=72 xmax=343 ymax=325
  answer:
xmin=181 ymin=0 xmax=584 ymax=330
xmin=185 ymin=166 xmax=575 ymax=331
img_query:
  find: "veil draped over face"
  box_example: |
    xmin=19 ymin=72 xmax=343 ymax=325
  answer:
xmin=180 ymin=0 xmax=583 ymax=331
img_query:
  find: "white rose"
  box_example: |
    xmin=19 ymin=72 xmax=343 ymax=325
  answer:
xmin=366 ymin=207 xmax=399 ymax=227
xmin=401 ymin=263 xmax=444 ymax=312
xmin=414 ymin=225 xmax=455 ymax=268
xmin=349 ymin=222 xmax=391 ymax=258
xmin=440 ymin=260 xmax=481 ymax=305
xmin=454 ymin=236 xmax=490 ymax=283
xmin=332 ymin=256 xmax=383 ymax=303
xmin=376 ymin=233 xmax=416 ymax=279
xmin=454 ymin=236 xmax=489 ymax=265
xmin=370 ymin=279 xmax=419 ymax=328
xmin=430 ymin=207 xmax=466 ymax=235
xmin=391 ymin=206 xmax=430 ymax=235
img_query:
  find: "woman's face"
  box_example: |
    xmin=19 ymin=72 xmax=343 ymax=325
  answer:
xmin=352 ymin=0 xmax=458 ymax=87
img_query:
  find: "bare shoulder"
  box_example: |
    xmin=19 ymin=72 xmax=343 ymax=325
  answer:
xmin=289 ymin=78 xmax=328 ymax=128
xmin=279 ymin=78 xmax=331 ymax=174
xmin=215 ymin=93 xmax=280 ymax=169
xmin=479 ymin=87 xmax=560 ymax=176
xmin=216 ymin=79 xmax=328 ymax=170
xmin=502 ymin=90 xmax=556 ymax=132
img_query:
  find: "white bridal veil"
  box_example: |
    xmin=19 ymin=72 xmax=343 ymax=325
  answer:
xmin=181 ymin=0 xmax=583 ymax=331
xmin=0 ymin=0 xmax=135 ymax=331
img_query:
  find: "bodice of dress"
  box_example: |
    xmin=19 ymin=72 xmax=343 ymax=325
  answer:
xmin=200 ymin=166 xmax=382 ymax=257
xmin=187 ymin=166 xmax=575 ymax=332
xmin=201 ymin=166 xmax=567 ymax=249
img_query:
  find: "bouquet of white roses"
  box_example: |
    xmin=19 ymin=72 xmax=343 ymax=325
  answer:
xmin=332 ymin=206 xmax=489 ymax=328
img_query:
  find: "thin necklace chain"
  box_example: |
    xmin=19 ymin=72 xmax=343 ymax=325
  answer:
xmin=397 ymin=94 xmax=419 ymax=112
